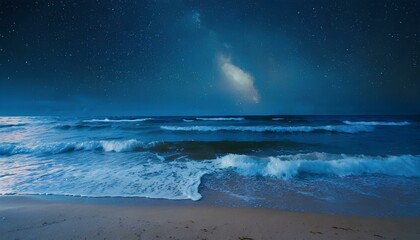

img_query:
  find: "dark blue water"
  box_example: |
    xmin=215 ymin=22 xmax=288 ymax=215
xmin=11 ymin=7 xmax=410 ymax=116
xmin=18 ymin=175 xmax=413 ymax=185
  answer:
xmin=1 ymin=115 xmax=419 ymax=216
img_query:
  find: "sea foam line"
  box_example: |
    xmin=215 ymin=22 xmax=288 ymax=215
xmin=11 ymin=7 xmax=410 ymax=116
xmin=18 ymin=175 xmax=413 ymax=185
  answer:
xmin=83 ymin=118 xmax=153 ymax=123
xmin=343 ymin=120 xmax=410 ymax=126
xmin=160 ymin=125 xmax=373 ymax=133
xmin=196 ymin=117 xmax=245 ymax=121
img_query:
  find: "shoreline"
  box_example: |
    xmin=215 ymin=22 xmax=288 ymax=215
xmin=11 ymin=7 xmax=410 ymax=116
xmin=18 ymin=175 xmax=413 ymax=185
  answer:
xmin=1 ymin=196 xmax=419 ymax=239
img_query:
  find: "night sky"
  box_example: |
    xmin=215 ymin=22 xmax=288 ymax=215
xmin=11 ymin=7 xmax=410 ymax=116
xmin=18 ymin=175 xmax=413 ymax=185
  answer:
xmin=0 ymin=0 xmax=419 ymax=116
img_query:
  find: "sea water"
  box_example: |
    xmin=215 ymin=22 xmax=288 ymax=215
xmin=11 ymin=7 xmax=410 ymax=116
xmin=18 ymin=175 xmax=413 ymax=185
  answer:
xmin=0 ymin=115 xmax=419 ymax=216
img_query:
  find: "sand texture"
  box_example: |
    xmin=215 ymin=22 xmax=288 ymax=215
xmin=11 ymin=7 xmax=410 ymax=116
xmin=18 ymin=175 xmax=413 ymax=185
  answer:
xmin=0 ymin=196 xmax=419 ymax=240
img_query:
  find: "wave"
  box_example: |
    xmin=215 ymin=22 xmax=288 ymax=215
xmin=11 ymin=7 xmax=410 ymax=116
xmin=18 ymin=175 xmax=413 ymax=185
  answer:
xmin=215 ymin=153 xmax=420 ymax=179
xmin=0 ymin=140 xmax=157 ymax=155
xmin=196 ymin=117 xmax=244 ymax=121
xmin=2 ymin=152 xmax=419 ymax=201
xmin=0 ymin=140 xmax=312 ymax=158
xmin=151 ymin=140 xmax=312 ymax=160
xmin=160 ymin=125 xmax=373 ymax=133
xmin=54 ymin=124 xmax=111 ymax=130
xmin=343 ymin=120 xmax=410 ymax=126
xmin=82 ymin=118 xmax=152 ymax=123
xmin=272 ymin=117 xmax=284 ymax=121
xmin=183 ymin=117 xmax=244 ymax=122
xmin=0 ymin=123 xmax=26 ymax=128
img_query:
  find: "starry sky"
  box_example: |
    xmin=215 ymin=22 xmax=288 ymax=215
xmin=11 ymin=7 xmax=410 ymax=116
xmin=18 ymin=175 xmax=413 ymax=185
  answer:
xmin=0 ymin=0 xmax=419 ymax=116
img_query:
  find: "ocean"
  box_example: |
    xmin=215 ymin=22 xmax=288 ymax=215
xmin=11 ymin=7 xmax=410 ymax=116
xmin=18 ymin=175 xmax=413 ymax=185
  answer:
xmin=1 ymin=115 xmax=419 ymax=216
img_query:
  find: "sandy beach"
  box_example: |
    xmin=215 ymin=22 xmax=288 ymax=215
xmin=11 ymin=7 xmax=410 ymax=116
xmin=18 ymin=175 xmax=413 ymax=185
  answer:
xmin=0 ymin=196 xmax=419 ymax=240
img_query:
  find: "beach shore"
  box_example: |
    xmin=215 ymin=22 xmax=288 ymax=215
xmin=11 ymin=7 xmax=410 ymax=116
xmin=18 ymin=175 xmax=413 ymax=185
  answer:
xmin=0 ymin=196 xmax=419 ymax=240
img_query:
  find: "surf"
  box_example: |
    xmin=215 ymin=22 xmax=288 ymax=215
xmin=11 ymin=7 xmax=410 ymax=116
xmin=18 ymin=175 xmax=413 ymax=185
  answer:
xmin=215 ymin=153 xmax=420 ymax=179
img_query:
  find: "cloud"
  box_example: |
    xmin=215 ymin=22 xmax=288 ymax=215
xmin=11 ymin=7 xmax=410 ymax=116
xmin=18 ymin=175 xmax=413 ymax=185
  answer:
xmin=219 ymin=54 xmax=260 ymax=103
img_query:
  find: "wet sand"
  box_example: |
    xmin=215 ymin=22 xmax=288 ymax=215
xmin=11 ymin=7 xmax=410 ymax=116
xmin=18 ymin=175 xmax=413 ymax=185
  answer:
xmin=0 ymin=196 xmax=419 ymax=240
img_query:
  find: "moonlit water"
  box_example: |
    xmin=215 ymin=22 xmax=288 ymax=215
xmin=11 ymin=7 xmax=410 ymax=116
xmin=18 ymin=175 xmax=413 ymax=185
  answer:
xmin=1 ymin=115 xmax=420 ymax=216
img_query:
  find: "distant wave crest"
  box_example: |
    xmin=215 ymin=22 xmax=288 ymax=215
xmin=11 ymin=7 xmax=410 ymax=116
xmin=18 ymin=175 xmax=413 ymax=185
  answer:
xmin=196 ymin=117 xmax=245 ymax=121
xmin=343 ymin=120 xmax=410 ymax=126
xmin=83 ymin=118 xmax=152 ymax=123
xmin=183 ymin=117 xmax=244 ymax=122
xmin=160 ymin=125 xmax=373 ymax=133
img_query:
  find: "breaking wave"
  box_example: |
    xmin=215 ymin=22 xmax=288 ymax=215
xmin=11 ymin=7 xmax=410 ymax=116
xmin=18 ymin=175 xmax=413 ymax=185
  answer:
xmin=0 ymin=140 xmax=157 ymax=155
xmin=215 ymin=153 xmax=420 ymax=179
xmin=160 ymin=125 xmax=373 ymax=133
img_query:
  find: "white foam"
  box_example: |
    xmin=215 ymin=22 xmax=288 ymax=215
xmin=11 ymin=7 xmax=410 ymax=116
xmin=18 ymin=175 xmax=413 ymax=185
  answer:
xmin=160 ymin=125 xmax=373 ymax=133
xmin=272 ymin=117 xmax=284 ymax=121
xmin=83 ymin=118 xmax=152 ymax=123
xmin=196 ymin=117 xmax=245 ymax=121
xmin=215 ymin=153 xmax=420 ymax=179
xmin=343 ymin=120 xmax=410 ymax=126
xmin=0 ymin=154 xmax=210 ymax=201
xmin=78 ymin=139 xmax=154 ymax=152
